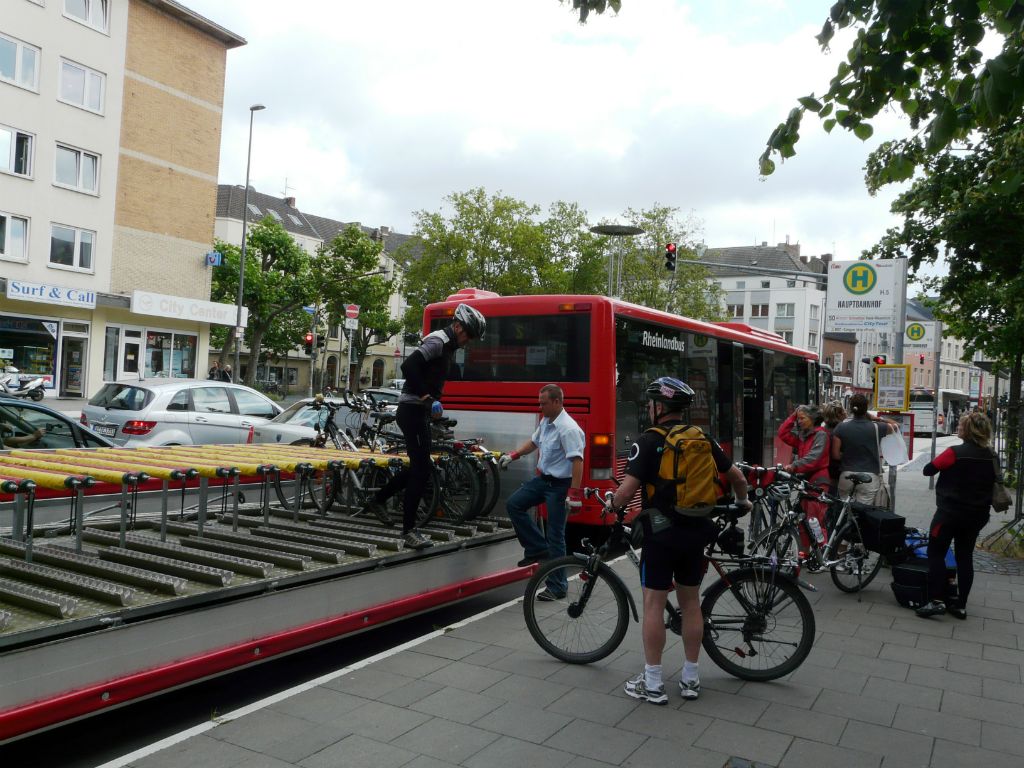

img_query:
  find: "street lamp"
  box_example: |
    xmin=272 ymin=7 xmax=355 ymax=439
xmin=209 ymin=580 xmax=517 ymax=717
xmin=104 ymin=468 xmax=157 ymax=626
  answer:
xmin=589 ymin=224 xmax=644 ymax=297
xmin=233 ymin=103 xmax=266 ymax=382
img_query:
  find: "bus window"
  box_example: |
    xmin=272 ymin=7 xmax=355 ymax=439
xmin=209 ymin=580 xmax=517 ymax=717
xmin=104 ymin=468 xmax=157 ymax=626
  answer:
xmin=432 ymin=314 xmax=590 ymax=382
xmin=614 ymin=317 xmax=717 ymax=452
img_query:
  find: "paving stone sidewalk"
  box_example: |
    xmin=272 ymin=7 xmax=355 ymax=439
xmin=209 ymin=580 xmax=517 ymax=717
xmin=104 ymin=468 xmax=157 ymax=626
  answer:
xmin=120 ymin=461 xmax=1024 ymax=768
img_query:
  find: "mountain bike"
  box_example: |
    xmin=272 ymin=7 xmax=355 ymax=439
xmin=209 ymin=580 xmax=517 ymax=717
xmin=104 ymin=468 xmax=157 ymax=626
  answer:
xmin=744 ymin=468 xmax=884 ymax=593
xmin=523 ymin=490 xmax=816 ymax=681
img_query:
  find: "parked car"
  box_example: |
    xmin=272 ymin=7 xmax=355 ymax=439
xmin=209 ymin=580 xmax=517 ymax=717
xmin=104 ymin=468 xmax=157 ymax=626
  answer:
xmin=1 ymin=397 xmax=115 ymax=450
xmin=384 ymin=378 xmax=405 ymax=391
xmin=363 ymin=388 xmax=402 ymax=405
xmin=252 ymin=396 xmax=346 ymax=445
xmin=80 ymin=380 xmax=282 ymax=446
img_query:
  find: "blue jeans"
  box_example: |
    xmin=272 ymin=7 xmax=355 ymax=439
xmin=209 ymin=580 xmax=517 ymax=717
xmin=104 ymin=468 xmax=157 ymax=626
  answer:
xmin=506 ymin=475 xmax=570 ymax=594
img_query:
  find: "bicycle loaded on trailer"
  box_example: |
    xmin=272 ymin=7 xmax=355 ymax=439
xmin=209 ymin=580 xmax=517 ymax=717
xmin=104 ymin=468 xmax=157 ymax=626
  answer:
xmin=522 ymin=488 xmax=816 ymax=681
xmin=271 ymin=392 xmax=502 ymax=529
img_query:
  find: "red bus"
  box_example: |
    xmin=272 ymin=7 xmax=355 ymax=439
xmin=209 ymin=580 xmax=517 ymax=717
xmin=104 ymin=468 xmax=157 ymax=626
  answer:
xmin=424 ymin=289 xmax=821 ymax=529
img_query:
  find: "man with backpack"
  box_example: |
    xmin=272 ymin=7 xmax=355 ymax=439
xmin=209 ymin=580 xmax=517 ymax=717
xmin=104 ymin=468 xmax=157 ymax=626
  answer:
xmin=609 ymin=377 xmax=751 ymax=704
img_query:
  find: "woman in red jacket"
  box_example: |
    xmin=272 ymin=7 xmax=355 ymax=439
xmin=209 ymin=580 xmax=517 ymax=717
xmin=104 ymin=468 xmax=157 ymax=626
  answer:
xmin=778 ymin=405 xmax=831 ymax=558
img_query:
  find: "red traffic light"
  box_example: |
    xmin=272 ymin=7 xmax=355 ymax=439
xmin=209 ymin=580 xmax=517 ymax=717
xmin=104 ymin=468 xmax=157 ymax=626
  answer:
xmin=919 ymin=354 xmax=925 ymax=364
xmin=304 ymin=333 xmax=314 ymax=344
xmin=872 ymin=355 xmax=887 ymax=365
xmin=665 ymin=243 xmax=677 ymax=254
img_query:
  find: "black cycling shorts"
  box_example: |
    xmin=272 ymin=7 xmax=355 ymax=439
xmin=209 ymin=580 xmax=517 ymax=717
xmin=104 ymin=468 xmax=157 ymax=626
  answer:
xmin=639 ymin=518 xmax=716 ymax=590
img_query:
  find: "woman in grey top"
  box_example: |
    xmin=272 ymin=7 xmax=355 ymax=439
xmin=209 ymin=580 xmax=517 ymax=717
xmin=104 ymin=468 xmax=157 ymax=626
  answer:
xmin=831 ymin=393 xmax=896 ymax=504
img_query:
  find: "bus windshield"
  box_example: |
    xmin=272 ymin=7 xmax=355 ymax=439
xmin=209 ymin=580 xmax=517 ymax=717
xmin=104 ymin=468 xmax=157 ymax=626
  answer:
xmin=430 ymin=313 xmax=590 ymax=382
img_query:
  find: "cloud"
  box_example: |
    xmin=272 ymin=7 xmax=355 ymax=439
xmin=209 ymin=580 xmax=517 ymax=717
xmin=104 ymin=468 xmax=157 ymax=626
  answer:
xmin=190 ymin=0 xmax=908 ymax=259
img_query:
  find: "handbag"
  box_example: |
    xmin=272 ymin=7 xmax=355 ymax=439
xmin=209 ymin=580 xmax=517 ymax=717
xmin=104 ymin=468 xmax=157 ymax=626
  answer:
xmin=992 ymin=456 xmax=1012 ymax=513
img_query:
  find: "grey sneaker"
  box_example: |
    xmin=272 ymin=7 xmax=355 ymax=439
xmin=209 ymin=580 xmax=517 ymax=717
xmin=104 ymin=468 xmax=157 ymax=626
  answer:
xmin=535 ymin=588 xmax=565 ymax=602
xmin=403 ymin=531 xmax=433 ymax=550
xmin=679 ymin=678 xmax=701 ymax=700
xmin=365 ymin=501 xmax=393 ymax=526
xmin=624 ymin=674 xmax=668 ymax=705
xmin=915 ymin=600 xmax=946 ymax=618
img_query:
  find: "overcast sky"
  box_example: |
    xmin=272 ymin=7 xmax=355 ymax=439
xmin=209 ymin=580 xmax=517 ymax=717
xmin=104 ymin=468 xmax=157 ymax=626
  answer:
xmin=185 ymin=0 xmax=913 ymax=262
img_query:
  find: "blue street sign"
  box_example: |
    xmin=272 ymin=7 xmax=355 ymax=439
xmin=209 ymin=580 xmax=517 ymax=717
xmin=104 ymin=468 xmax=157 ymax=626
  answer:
xmin=205 ymin=251 xmax=222 ymax=266
xmin=302 ymin=305 xmax=316 ymax=314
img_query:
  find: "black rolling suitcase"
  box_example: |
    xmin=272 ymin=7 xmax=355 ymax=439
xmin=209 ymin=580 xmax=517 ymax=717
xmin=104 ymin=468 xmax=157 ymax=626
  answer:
xmin=890 ymin=531 xmax=957 ymax=609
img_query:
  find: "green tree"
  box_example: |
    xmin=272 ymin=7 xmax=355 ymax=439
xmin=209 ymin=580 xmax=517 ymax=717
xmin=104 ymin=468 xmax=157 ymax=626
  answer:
xmin=314 ymin=225 xmax=403 ymax=391
xmin=610 ymin=205 xmax=724 ymax=320
xmin=561 ymin=0 xmax=621 ymax=23
xmin=398 ymin=188 xmax=552 ymax=329
xmin=210 ymin=218 xmax=316 ymax=386
xmin=761 ymin=1 xmax=1024 ymax=180
xmin=537 ymin=201 xmax=608 ymax=295
xmin=865 ymin=125 xmax=1024 ymax=475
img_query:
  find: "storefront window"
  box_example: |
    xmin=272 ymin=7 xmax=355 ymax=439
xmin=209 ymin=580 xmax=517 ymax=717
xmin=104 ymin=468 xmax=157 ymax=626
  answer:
xmin=144 ymin=330 xmax=196 ymax=378
xmin=103 ymin=326 xmax=119 ymax=381
xmin=0 ymin=314 xmax=57 ymax=388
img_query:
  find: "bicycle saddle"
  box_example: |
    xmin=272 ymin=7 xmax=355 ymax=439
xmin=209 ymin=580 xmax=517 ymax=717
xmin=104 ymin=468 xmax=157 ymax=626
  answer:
xmin=370 ymin=412 xmax=396 ymax=423
xmin=847 ymin=472 xmax=874 ymax=485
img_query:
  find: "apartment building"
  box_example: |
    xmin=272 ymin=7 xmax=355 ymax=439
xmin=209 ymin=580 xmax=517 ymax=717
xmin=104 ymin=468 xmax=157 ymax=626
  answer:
xmin=705 ymin=241 xmax=828 ymax=354
xmin=0 ymin=0 xmax=242 ymax=398
xmin=214 ymin=184 xmax=413 ymax=392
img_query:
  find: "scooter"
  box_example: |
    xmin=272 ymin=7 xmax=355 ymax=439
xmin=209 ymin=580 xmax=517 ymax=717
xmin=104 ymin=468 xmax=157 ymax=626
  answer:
xmin=0 ymin=367 xmax=46 ymax=401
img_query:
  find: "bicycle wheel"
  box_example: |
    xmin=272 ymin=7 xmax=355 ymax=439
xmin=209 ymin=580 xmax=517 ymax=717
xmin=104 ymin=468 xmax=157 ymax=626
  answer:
xmin=829 ymin=524 xmax=883 ymax=593
xmin=701 ymin=567 xmax=815 ymax=682
xmin=746 ymin=499 xmax=772 ymax=546
xmin=306 ymin=466 xmax=339 ymax=514
xmin=749 ymin=522 xmax=801 ymax=566
xmin=437 ymin=454 xmax=481 ymax=524
xmin=523 ymin=556 xmax=631 ymax=664
xmin=475 ymin=454 xmax=501 ymax=519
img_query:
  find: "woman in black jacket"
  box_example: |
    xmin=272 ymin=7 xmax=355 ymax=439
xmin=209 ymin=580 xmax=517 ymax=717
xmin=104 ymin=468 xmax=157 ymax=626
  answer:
xmin=917 ymin=412 xmax=997 ymax=619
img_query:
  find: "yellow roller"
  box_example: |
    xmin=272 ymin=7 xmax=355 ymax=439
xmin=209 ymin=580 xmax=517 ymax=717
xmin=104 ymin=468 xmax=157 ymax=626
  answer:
xmin=90 ymin=448 xmax=230 ymax=479
xmin=0 ymin=461 xmax=92 ymax=490
xmin=4 ymin=453 xmax=136 ymax=486
xmin=50 ymin=450 xmax=187 ymax=482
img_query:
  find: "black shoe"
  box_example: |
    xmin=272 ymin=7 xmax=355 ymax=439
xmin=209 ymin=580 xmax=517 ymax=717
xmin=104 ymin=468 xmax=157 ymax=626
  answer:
xmin=517 ymin=553 xmax=547 ymax=568
xmin=947 ymin=606 xmax=967 ymax=620
xmin=403 ymin=531 xmax=433 ymax=550
xmin=915 ymin=600 xmax=946 ymax=618
xmin=535 ymin=588 xmax=565 ymax=602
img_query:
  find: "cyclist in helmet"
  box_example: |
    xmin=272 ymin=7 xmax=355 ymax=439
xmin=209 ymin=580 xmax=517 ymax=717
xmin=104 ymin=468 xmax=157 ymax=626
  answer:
xmin=610 ymin=376 xmax=751 ymax=705
xmin=364 ymin=303 xmax=484 ymax=550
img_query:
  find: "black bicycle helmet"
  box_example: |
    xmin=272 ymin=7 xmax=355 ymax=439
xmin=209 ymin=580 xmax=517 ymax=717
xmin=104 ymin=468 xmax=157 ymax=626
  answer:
xmin=453 ymin=303 xmax=486 ymax=340
xmin=645 ymin=376 xmax=694 ymax=409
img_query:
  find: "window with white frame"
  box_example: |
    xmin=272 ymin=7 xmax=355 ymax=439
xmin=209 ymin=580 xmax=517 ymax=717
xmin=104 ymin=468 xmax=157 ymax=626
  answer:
xmin=246 ymin=203 xmax=261 ymax=217
xmin=760 ymin=280 xmax=770 ymax=288
xmin=64 ymin=0 xmax=110 ymax=32
xmin=0 ymin=32 xmax=40 ymax=91
xmin=808 ymin=332 xmax=818 ymax=349
xmin=725 ymin=304 xmax=743 ymax=317
xmin=736 ymin=281 xmax=745 ymax=289
xmin=59 ymin=59 xmax=105 ymax=113
xmin=776 ymin=303 xmax=795 ymax=317
xmin=0 ymin=124 xmax=32 ymax=177
xmin=786 ymin=279 xmax=796 ymax=287
xmin=0 ymin=211 xmax=29 ymax=261
xmin=49 ymin=223 xmax=94 ymax=271
xmin=809 ymin=305 xmax=819 ymax=321
xmin=751 ymin=304 xmax=769 ymax=317
xmin=779 ymin=331 xmax=793 ymax=344
xmin=832 ymin=352 xmax=843 ymax=371
xmin=54 ymin=144 xmax=99 ymax=193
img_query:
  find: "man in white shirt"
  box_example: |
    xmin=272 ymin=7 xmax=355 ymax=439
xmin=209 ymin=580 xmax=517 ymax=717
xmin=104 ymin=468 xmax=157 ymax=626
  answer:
xmin=500 ymin=384 xmax=585 ymax=600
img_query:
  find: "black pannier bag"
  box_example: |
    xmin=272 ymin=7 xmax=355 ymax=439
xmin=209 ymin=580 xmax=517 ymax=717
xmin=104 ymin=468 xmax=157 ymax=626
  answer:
xmin=851 ymin=502 xmax=905 ymax=557
xmin=890 ymin=556 xmax=958 ymax=609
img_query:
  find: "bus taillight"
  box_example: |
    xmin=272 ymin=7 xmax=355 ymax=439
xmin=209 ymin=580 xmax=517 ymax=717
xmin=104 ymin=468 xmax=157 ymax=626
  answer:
xmin=590 ymin=433 xmax=613 ymax=479
xmin=558 ymin=302 xmax=591 ymax=312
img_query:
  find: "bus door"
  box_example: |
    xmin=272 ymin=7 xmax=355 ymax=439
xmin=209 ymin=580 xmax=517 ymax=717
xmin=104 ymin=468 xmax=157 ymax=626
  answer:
xmin=742 ymin=348 xmax=772 ymax=465
xmin=717 ymin=341 xmax=744 ymax=460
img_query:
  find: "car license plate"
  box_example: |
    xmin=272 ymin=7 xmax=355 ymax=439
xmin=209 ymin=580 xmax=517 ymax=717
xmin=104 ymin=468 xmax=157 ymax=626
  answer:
xmin=94 ymin=424 xmax=117 ymax=437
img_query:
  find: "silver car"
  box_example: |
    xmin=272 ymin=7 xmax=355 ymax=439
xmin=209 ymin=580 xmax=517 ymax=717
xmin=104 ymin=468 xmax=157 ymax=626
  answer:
xmin=81 ymin=380 xmax=282 ymax=446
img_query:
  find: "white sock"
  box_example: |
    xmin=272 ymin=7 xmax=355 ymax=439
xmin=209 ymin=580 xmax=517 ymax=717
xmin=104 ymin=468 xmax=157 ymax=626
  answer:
xmin=682 ymin=661 xmax=699 ymax=682
xmin=644 ymin=664 xmax=663 ymax=689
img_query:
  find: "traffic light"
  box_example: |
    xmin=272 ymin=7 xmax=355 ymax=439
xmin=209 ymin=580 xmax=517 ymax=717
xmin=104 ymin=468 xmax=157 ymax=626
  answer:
xmin=317 ymin=335 xmax=326 ymax=349
xmin=872 ymin=355 xmax=887 ymax=365
xmin=664 ymin=242 xmax=677 ymax=272
xmin=919 ymin=353 xmax=925 ymax=365
xmin=304 ymin=332 xmax=314 ymax=355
